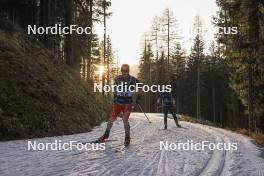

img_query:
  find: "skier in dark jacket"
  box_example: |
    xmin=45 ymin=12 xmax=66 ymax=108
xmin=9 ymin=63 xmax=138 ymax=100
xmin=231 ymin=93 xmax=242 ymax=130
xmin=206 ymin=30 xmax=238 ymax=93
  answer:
xmin=97 ymin=64 xmax=141 ymax=146
xmin=157 ymin=92 xmax=181 ymax=129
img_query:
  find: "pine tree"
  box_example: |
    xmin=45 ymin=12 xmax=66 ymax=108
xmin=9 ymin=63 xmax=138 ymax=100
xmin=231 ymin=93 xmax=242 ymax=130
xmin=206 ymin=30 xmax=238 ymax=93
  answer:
xmin=160 ymin=8 xmax=180 ymax=78
xmin=149 ymin=16 xmax=161 ymax=61
xmin=170 ymin=43 xmax=186 ymax=113
xmin=138 ymin=38 xmax=154 ymax=112
xmin=188 ymin=31 xmax=205 ymax=119
xmin=215 ymin=0 xmax=264 ymax=132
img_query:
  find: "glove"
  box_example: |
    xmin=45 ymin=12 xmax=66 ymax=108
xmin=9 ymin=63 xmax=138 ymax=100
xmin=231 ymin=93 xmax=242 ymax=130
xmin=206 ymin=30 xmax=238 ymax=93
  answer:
xmin=136 ymin=95 xmax=141 ymax=104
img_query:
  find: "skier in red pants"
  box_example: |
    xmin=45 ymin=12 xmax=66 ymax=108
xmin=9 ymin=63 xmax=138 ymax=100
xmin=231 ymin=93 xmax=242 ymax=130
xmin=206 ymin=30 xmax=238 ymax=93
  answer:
xmin=97 ymin=64 xmax=141 ymax=146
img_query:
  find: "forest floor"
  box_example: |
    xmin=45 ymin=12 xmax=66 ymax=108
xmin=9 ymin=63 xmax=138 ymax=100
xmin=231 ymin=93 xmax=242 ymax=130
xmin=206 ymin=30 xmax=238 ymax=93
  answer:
xmin=1 ymin=113 xmax=264 ymax=176
xmin=0 ymin=30 xmax=110 ymax=140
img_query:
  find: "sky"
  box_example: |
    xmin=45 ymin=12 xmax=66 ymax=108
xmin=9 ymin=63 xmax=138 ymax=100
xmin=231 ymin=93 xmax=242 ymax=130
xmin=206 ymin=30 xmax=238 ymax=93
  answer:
xmin=96 ymin=0 xmax=218 ymax=66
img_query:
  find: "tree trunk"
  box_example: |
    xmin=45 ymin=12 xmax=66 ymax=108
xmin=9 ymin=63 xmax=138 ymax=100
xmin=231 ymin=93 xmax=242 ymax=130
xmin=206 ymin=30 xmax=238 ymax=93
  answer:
xmin=102 ymin=0 xmax=106 ymax=95
xmin=65 ymin=0 xmax=75 ymax=65
xmin=40 ymin=0 xmax=52 ymax=49
xmin=248 ymin=62 xmax=253 ymax=133
xmin=167 ymin=11 xmax=170 ymax=74
xmin=196 ymin=35 xmax=201 ymax=120
xmin=87 ymin=0 xmax=93 ymax=79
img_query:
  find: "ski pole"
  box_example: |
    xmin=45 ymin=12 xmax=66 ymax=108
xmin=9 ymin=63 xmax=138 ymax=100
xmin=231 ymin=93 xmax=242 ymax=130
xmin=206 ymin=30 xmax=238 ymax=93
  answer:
xmin=137 ymin=103 xmax=151 ymax=123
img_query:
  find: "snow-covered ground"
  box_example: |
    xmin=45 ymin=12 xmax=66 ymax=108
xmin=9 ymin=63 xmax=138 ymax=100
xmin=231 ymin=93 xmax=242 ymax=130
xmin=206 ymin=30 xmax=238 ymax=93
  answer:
xmin=1 ymin=113 xmax=264 ymax=176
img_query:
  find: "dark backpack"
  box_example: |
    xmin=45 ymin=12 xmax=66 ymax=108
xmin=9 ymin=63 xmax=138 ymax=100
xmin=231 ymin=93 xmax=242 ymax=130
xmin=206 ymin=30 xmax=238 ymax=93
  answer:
xmin=162 ymin=93 xmax=173 ymax=106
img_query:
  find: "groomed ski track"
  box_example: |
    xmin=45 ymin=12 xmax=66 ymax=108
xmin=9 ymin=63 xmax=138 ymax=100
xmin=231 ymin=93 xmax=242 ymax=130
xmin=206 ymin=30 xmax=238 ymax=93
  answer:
xmin=1 ymin=113 xmax=264 ymax=176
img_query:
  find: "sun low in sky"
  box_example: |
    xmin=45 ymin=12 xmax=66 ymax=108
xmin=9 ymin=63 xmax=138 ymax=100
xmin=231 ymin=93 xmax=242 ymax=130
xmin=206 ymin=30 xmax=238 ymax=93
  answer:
xmin=97 ymin=0 xmax=218 ymax=67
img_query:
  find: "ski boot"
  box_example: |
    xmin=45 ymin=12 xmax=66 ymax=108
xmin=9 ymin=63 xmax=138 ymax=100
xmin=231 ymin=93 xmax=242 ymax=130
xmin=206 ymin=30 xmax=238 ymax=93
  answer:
xmin=174 ymin=118 xmax=182 ymax=128
xmin=124 ymin=135 xmax=130 ymax=147
xmin=176 ymin=123 xmax=182 ymax=128
xmin=164 ymin=124 xmax=167 ymax=130
xmin=96 ymin=131 xmax=109 ymax=143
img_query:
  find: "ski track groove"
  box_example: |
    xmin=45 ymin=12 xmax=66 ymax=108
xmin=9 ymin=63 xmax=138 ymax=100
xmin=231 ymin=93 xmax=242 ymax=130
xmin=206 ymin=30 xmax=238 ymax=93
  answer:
xmin=96 ymin=118 xmax=159 ymax=176
xmin=197 ymin=127 xmax=227 ymax=176
xmin=1 ymin=113 xmax=264 ymax=176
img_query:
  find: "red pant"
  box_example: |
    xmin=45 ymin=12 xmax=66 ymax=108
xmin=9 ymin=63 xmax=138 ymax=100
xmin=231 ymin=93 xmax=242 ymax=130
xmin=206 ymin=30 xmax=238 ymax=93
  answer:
xmin=104 ymin=103 xmax=132 ymax=137
xmin=109 ymin=103 xmax=132 ymax=122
